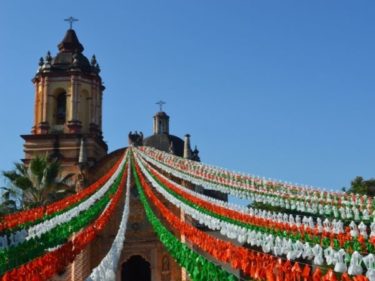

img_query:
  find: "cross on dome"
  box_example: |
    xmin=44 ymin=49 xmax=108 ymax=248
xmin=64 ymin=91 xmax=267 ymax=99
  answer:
xmin=64 ymin=16 xmax=79 ymax=29
xmin=156 ymin=100 xmax=166 ymax=112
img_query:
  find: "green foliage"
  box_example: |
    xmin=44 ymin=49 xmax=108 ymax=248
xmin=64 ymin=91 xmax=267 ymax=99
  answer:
xmin=0 ymin=168 xmax=124 ymax=275
xmin=346 ymin=176 xmax=375 ymax=195
xmin=1 ymin=156 xmax=75 ymax=210
xmin=0 ymin=187 xmax=18 ymax=215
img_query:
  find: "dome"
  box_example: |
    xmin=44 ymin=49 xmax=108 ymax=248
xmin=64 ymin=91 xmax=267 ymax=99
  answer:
xmin=36 ymin=29 xmax=100 ymax=76
xmin=154 ymin=111 xmax=169 ymax=118
xmin=52 ymin=52 xmax=92 ymax=73
xmin=57 ymin=29 xmax=84 ymax=53
xmin=143 ymin=134 xmax=184 ymax=157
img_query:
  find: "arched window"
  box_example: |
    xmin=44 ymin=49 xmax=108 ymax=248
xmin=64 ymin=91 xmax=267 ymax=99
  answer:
xmin=159 ymin=120 xmax=163 ymax=134
xmin=79 ymin=90 xmax=90 ymax=131
xmin=122 ymin=255 xmax=151 ymax=281
xmin=56 ymin=92 xmax=66 ymax=125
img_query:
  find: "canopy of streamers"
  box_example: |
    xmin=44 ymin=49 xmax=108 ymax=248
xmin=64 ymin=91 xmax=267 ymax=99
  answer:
xmin=0 ymin=146 xmax=374 ymax=281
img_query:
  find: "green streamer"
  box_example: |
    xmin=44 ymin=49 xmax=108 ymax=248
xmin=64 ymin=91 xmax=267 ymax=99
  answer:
xmin=132 ymin=161 xmax=239 ymax=281
xmin=0 ymin=160 xmax=127 ymax=237
xmin=143 ymin=162 xmax=370 ymax=258
xmin=0 ymin=165 xmax=126 ymax=275
xmin=148 ymin=155 xmax=370 ymax=222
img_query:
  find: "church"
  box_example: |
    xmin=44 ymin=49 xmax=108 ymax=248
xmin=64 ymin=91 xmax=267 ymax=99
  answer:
xmin=5 ymin=18 xmax=360 ymax=281
xmin=21 ymin=26 xmax=202 ymax=281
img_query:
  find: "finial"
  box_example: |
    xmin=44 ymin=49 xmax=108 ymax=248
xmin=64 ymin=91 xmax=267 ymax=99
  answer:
xmin=156 ymin=100 xmax=166 ymax=112
xmin=39 ymin=57 xmax=44 ymax=67
xmin=91 ymin=55 xmax=97 ymax=66
xmin=72 ymin=52 xmax=79 ymax=66
xmin=45 ymin=51 xmax=52 ymax=63
xmin=169 ymin=141 xmax=175 ymax=154
xmin=192 ymin=145 xmax=200 ymax=162
xmin=64 ymin=16 xmax=79 ymax=29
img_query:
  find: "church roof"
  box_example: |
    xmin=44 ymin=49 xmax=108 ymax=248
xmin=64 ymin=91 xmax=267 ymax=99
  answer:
xmin=52 ymin=51 xmax=92 ymax=73
xmin=154 ymin=111 xmax=169 ymax=118
xmin=35 ymin=29 xmax=100 ymax=77
xmin=58 ymin=29 xmax=84 ymax=53
xmin=143 ymin=134 xmax=184 ymax=157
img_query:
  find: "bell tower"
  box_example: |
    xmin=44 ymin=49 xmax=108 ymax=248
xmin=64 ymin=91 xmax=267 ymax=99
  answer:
xmin=21 ymin=27 xmax=107 ymax=173
xmin=153 ymin=101 xmax=169 ymax=135
xmin=153 ymin=111 xmax=169 ymax=135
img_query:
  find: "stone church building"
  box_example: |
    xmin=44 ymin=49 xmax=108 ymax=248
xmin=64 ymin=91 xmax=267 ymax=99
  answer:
xmin=21 ymin=27 xmax=202 ymax=281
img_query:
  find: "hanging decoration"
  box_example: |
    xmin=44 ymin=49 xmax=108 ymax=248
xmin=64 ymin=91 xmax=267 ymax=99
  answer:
xmin=0 ymin=152 xmax=128 ymax=251
xmin=137 ymin=147 xmax=371 ymax=210
xmin=0 ymin=152 xmax=125 ymax=233
xmin=132 ymin=159 xmax=239 ymax=281
xmin=1 ymin=144 xmax=373 ymax=281
xmin=0 ymin=156 xmax=128 ymax=277
xmin=0 ymin=158 xmax=129 ymax=281
xmin=135 ymin=153 xmax=375 ymax=279
xmin=136 ymin=147 xmax=372 ymax=222
xmin=137 ymin=152 xmax=374 ymax=252
xmin=86 ymin=161 xmax=131 ymax=281
xmin=134 ymin=156 xmax=319 ymax=281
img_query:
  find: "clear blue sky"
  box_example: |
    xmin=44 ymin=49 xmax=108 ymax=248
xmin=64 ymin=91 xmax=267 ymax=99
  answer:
xmin=0 ymin=1 xmax=374 ymax=191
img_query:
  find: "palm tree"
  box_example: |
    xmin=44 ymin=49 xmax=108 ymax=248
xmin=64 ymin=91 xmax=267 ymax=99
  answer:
xmin=2 ymin=156 xmax=75 ymax=209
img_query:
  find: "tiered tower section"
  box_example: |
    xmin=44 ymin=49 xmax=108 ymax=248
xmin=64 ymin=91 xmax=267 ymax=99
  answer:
xmin=22 ymin=28 xmax=107 ymax=172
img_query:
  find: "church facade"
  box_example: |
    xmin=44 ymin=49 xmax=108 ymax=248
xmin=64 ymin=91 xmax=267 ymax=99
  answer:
xmin=21 ymin=27 xmax=201 ymax=281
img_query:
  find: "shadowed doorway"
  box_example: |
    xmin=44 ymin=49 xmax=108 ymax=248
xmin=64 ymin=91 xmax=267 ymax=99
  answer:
xmin=122 ymin=255 xmax=151 ymax=281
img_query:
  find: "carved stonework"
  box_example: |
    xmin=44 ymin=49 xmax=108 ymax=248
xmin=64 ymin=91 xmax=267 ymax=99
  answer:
xmin=162 ymin=255 xmax=170 ymax=272
xmin=38 ymin=121 xmax=49 ymax=134
xmin=123 ymin=252 xmax=151 ymax=265
xmin=67 ymin=120 xmax=82 ymax=133
xmin=161 ymin=255 xmax=171 ymax=281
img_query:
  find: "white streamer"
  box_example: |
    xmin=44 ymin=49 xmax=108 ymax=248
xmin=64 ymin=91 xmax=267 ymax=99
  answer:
xmin=138 ymin=147 xmax=372 ymax=211
xmin=136 ymin=148 xmax=372 ymax=223
xmin=135 ymin=152 xmax=374 ymax=276
xmin=86 ymin=160 xmax=131 ymax=281
xmin=0 ymin=151 xmax=128 ymax=250
xmin=137 ymin=150 xmax=371 ymax=237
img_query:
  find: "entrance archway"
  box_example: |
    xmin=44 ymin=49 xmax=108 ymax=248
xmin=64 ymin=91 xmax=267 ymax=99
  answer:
xmin=122 ymin=255 xmax=151 ymax=281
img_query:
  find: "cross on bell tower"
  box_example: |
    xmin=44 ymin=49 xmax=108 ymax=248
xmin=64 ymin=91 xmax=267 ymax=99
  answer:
xmin=22 ymin=24 xmax=107 ymax=168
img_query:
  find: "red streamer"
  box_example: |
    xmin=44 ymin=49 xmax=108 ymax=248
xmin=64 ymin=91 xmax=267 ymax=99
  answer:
xmin=0 ymin=156 xmax=123 ymax=232
xmin=0 ymin=162 xmax=128 ymax=281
